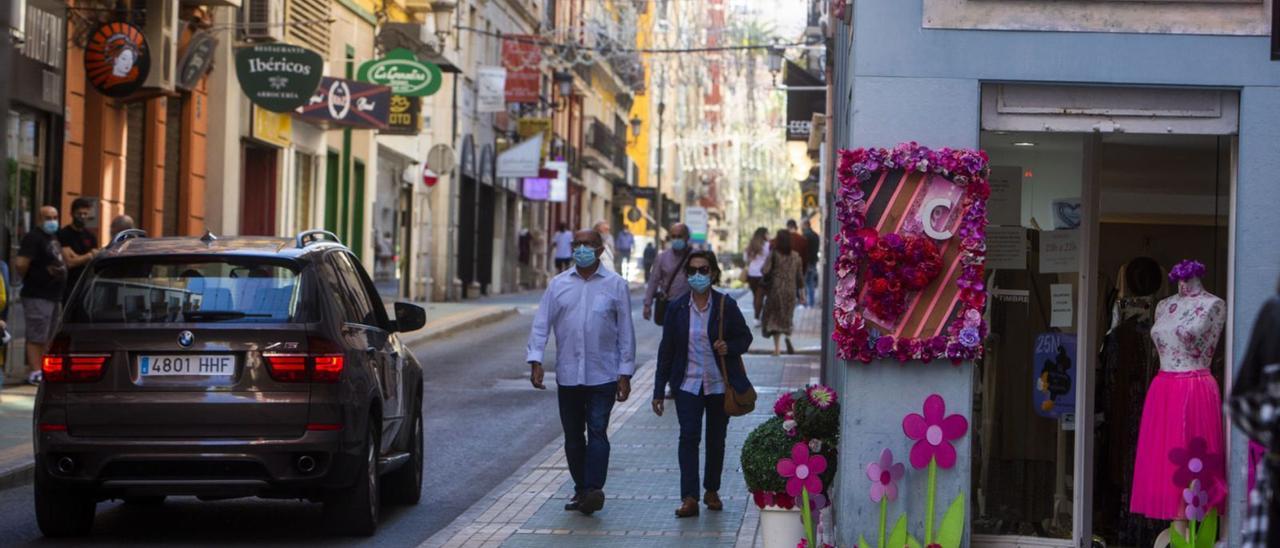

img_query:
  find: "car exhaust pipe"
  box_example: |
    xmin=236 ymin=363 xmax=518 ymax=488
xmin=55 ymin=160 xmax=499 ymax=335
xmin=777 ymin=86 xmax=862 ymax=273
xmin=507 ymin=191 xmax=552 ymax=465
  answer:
xmin=296 ymin=455 xmax=316 ymax=474
xmin=56 ymin=456 xmax=75 ymax=474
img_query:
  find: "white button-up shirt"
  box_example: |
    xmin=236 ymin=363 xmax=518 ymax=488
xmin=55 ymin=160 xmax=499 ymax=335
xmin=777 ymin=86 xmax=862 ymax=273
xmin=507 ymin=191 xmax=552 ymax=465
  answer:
xmin=526 ymin=266 xmax=636 ymax=386
xmin=680 ymin=298 xmax=724 ymax=396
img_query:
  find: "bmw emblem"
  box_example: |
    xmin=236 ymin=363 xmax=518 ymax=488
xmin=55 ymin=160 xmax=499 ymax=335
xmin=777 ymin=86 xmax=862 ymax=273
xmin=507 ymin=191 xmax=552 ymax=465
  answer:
xmin=178 ymin=330 xmax=195 ymax=348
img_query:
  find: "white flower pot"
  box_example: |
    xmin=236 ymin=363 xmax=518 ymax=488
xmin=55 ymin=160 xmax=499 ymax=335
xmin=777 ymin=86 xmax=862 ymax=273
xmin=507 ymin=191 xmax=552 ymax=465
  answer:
xmin=759 ymin=505 xmax=832 ymax=548
xmin=760 ymin=506 xmax=806 ymax=548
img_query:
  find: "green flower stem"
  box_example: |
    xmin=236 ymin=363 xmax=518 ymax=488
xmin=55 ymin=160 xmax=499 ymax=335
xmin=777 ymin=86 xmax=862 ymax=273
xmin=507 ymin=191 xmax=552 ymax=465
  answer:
xmin=1189 ymin=518 xmax=1197 ymax=544
xmin=925 ymin=458 xmax=938 ymax=544
xmin=801 ymin=488 xmax=816 ymax=547
xmin=877 ymin=497 xmax=887 ymax=548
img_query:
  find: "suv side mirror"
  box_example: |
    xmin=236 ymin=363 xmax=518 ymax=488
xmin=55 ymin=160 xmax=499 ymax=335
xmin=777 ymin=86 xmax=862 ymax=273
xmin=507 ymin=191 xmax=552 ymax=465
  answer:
xmin=392 ymin=302 xmax=427 ymax=333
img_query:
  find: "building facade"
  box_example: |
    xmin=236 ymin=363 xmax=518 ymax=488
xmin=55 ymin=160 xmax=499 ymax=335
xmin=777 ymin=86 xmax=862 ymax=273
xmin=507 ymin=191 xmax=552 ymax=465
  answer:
xmin=828 ymin=1 xmax=1279 ymax=547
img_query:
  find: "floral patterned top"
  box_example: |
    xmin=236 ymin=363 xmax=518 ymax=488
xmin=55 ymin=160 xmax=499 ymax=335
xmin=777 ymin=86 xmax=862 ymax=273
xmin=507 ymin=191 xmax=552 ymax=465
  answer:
xmin=1151 ymin=279 xmax=1226 ymax=373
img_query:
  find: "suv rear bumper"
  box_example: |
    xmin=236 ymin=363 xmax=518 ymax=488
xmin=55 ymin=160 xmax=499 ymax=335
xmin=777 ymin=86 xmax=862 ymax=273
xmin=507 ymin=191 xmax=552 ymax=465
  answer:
xmin=35 ymin=430 xmax=362 ymax=500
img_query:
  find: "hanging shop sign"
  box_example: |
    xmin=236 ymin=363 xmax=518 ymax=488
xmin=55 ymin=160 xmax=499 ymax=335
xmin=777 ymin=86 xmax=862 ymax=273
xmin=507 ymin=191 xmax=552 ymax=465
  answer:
xmin=84 ymin=22 xmax=151 ymax=98
xmin=517 ymin=117 xmax=553 ymax=160
xmin=295 ymin=77 xmax=391 ymax=129
xmin=501 ymin=35 xmax=542 ymax=104
xmin=685 ymin=207 xmax=709 ymax=243
xmin=632 ymin=187 xmax=658 ymax=201
xmin=476 ymin=66 xmax=508 ymax=113
xmin=236 ymin=44 xmax=323 ymax=113
xmin=830 ymin=142 xmax=990 ymax=364
xmin=496 ymin=134 xmax=542 ymax=178
xmin=251 ymin=105 xmax=292 ymax=148
xmin=176 ymin=30 xmax=218 ymax=91
xmin=544 ymin=160 xmax=568 ymax=202
xmin=383 ymin=95 xmax=420 ymax=135
xmin=357 ymin=48 xmax=443 ymax=97
xmin=784 ymin=60 xmax=825 ymax=141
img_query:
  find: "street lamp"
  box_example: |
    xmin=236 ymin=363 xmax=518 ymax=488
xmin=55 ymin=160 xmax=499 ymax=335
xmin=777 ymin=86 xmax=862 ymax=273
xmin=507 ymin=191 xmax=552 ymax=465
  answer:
xmin=767 ymin=45 xmax=784 ymax=85
xmin=629 ymin=116 xmax=642 ymax=137
xmin=551 ymin=70 xmax=574 ymax=112
xmin=428 ymin=0 xmax=457 ymax=41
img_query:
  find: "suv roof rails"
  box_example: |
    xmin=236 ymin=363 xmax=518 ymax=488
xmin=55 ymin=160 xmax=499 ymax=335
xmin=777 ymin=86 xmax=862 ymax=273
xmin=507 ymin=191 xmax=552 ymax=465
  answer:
xmin=110 ymin=229 xmax=148 ymax=247
xmin=296 ymin=229 xmax=342 ymax=248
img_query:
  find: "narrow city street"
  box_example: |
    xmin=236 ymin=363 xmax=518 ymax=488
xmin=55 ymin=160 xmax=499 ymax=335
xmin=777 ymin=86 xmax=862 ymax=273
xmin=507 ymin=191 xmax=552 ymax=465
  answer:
xmin=0 ymin=291 xmax=661 ymax=547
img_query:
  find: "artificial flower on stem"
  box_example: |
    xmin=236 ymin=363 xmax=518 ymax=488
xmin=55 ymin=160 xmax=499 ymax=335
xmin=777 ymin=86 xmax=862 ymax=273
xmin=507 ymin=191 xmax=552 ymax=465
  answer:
xmin=778 ymin=443 xmax=828 ymax=548
xmin=865 ymin=448 xmax=905 ymax=548
xmin=902 ymin=395 xmax=968 ymax=546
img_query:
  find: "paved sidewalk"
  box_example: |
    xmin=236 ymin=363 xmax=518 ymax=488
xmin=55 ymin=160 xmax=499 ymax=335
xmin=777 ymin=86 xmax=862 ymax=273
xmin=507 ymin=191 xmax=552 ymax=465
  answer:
xmin=422 ymin=301 xmax=825 ymax=548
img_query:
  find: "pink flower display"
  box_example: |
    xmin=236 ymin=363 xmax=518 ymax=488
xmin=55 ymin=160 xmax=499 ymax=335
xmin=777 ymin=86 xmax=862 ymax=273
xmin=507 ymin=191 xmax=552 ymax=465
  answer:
xmin=777 ymin=443 xmax=829 ymax=497
xmin=774 ymin=392 xmax=796 ymax=417
xmin=806 ymin=385 xmax=838 ymax=409
xmin=902 ymin=394 xmax=969 ymax=469
xmin=1183 ymin=479 xmax=1208 ymax=522
xmin=865 ymin=448 xmax=905 ymax=503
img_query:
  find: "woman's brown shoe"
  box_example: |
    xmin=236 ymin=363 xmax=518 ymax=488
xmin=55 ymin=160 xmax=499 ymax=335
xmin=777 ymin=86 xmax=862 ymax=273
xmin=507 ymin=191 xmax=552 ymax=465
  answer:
xmin=675 ymin=497 xmax=700 ymax=518
xmin=704 ymin=491 xmax=724 ymax=511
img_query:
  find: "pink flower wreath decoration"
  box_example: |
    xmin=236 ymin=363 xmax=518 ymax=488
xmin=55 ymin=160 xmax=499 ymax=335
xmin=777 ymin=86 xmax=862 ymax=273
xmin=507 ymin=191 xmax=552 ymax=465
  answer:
xmin=831 ymin=142 xmax=990 ymax=365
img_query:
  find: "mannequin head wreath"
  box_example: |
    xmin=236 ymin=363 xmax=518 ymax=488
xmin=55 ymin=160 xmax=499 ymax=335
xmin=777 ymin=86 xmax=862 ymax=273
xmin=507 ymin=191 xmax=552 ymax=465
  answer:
xmin=1169 ymin=260 xmax=1207 ymax=285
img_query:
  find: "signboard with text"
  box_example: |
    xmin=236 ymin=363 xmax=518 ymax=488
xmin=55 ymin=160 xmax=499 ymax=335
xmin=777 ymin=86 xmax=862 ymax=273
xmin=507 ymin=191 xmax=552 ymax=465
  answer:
xmin=502 ymin=36 xmax=542 ymax=104
xmin=236 ymin=44 xmax=323 ymax=113
xmin=357 ymin=48 xmax=442 ymax=97
xmin=382 ymin=95 xmax=420 ymax=135
xmin=295 ymin=77 xmax=391 ymax=129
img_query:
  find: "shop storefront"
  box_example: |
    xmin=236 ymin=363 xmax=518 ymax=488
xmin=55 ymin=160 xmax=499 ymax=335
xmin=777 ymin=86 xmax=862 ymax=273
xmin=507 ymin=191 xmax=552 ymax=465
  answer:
xmin=828 ymin=4 xmax=1280 ymax=546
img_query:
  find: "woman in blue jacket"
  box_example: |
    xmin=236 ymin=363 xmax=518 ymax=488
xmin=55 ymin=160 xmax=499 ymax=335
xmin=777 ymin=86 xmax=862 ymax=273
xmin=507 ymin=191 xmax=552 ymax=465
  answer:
xmin=652 ymin=250 xmax=753 ymax=518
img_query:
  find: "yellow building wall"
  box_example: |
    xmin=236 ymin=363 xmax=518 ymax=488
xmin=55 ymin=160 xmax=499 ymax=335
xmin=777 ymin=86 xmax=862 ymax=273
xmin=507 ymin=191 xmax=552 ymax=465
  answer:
xmin=624 ymin=4 xmax=652 ymax=235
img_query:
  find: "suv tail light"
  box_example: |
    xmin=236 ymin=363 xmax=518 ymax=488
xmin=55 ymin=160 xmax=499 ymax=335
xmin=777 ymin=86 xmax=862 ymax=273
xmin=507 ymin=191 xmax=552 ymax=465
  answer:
xmin=43 ymin=354 xmax=110 ymax=383
xmin=263 ymin=338 xmax=345 ymax=383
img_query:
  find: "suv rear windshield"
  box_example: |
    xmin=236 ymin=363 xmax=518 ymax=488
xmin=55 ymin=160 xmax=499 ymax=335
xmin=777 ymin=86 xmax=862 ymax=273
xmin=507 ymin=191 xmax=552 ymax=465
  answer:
xmin=67 ymin=258 xmax=302 ymax=324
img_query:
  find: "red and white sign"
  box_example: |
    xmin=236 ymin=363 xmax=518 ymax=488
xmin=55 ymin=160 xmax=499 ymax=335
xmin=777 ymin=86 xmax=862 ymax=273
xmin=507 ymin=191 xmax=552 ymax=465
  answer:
xmin=501 ymin=36 xmax=542 ymax=104
xmin=422 ymin=166 xmax=439 ymax=188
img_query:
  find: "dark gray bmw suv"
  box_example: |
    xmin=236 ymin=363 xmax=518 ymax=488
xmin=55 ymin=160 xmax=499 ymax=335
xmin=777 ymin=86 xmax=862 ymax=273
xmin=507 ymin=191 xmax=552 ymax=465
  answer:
xmin=33 ymin=230 xmax=426 ymax=537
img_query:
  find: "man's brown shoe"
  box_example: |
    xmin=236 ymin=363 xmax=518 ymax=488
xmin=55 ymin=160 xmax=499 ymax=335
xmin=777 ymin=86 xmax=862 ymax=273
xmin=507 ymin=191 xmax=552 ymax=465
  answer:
xmin=675 ymin=497 xmax=700 ymax=518
xmin=704 ymin=491 xmax=723 ymax=511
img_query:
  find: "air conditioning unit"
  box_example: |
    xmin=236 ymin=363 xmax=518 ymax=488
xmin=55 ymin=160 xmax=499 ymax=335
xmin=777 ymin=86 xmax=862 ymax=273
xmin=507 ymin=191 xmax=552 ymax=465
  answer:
xmin=141 ymin=0 xmax=178 ymax=90
xmin=242 ymin=0 xmax=285 ymax=42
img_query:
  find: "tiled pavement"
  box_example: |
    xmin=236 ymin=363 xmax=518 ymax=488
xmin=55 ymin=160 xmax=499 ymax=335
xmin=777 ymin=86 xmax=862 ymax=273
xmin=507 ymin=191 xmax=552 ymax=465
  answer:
xmin=422 ymin=301 xmax=825 ymax=548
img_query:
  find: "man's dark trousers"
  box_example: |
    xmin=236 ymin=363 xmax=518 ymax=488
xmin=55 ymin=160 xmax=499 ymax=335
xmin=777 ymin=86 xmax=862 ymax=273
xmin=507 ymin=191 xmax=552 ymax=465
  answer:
xmin=557 ymin=382 xmax=617 ymax=496
xmin=675 ymin=390 xmax=729 ymax=499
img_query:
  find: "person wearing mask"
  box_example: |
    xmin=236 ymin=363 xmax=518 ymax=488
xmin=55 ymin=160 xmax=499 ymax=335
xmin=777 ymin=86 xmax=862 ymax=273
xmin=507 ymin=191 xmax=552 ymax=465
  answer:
xmin=109 ymin=214 xmax=135 ymax=239
xmin=526 ymin=229 xmax=636 ymax=516
xmin=644 ymin=223 xmax=693 ymax=325
xmin=15 ymin=206 xmax=68 ymax=384
xmin=652 ymin=250 xmax=752 ymax=518
xmin=57 ymin=197 xmax=100 ymax=303
xmin=761 ymin=229 xmax=805 ymax=356
xmin=744 ymin=227 xmax=771 ymax=325
xmin=616 ymin=226 xmax=635 ymax=278
xmin=594 ymin=221 xmax=616 ymax=272
xmin=802 ymin=218 xmax=821 ymax=308
xmin=552 ymin=223 xmax=574 ymax=272
xmin=642 ymin=242 xmax=657 ymax=283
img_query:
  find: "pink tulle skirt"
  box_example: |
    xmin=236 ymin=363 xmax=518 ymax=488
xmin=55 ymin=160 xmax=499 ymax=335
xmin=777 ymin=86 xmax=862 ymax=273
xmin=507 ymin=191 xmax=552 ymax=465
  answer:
xmin=1130 ymin=369 xmax=1227 ymax=520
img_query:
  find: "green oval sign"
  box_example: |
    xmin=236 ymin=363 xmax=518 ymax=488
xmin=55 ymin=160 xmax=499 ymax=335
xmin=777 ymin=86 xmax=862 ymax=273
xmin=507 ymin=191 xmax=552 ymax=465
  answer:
xmin=235 ymin=44 xmax=324 ymax=113
xmin=358 ymin=48 xmax=443 ymax=97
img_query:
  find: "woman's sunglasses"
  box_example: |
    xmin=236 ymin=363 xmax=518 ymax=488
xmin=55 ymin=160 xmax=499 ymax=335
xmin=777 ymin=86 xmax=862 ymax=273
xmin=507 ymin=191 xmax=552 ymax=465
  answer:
xmin=684 ymin=266 xmax=712 ymax=276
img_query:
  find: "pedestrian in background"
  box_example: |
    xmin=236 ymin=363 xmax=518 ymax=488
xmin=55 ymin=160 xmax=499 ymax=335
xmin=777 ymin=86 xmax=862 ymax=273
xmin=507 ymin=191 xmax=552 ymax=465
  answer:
xmin=15 ymin=206 xmax=68 ymax=384
xmin=1230 ymin=276 xmax=1280 ymax=547
xmin=652 ymin=250 xmax=753 ymax=518
xmin=57 ymin=197 xmax=100 ymax=303
xmin=744 ymin=227 xmax=771 ymax=326
xmin=616 ymin=226 xmax=635 ymax=279
xmin=802 ymin=217 xmax=821 ymax=308
xmin=761 ymin=229 xmax=804 ymax=356
xmin=777 ymin=220 xmax=808 ymax=306
xmin=526 ymin=229 xmax=636 ymax=516
xmin=552 ymin=223 xmax=573 ymax=272
xmin=644 ymin=223 xmax=693 ymax=325
xmin=109 ymin=214 xmax=135 ymax=239
xmin=642 ymin=242 xmax=657 ymax=284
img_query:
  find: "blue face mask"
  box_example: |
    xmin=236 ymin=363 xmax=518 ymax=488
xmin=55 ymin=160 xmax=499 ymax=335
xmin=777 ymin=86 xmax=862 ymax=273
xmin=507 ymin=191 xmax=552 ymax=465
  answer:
xmin=688 ymin=272 xmax=712 ymax=293
xmin=41 ymin=220 xmax=58 ymax=235
xmin=573 ymin=245 xmax=597 ymax=268
xmin=671 ymin=239 xmax=687 ymax=251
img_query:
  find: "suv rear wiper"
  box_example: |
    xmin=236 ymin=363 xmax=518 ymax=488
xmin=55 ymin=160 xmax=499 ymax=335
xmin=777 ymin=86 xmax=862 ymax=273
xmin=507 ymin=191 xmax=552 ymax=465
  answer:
xmin=182 ymin=310 xmax=274 ymax=322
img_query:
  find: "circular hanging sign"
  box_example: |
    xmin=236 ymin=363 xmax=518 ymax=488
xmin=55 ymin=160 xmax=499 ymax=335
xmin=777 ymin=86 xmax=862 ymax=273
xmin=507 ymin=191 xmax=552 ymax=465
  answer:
xmin=235 ymin=44 xmax=324 ymax=113
xmin=357 ymin=48 xmax=443 ymax=97
xmin=626 ymin=207 xmax=642 ymax=223
xmin=176 ymin=30 xmax=219 ymax=91
xmin=84 ymin=22 xmax=151 ymax=98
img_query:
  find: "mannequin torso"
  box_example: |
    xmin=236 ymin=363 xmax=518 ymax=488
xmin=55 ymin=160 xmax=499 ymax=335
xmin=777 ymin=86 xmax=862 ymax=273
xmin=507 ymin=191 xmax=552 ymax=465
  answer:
xmin=1151 ymin=278 xmax=1226 ymax=373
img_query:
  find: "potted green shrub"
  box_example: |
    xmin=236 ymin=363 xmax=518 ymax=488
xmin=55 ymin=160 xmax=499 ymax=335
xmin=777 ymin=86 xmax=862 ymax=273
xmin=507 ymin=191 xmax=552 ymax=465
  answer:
xmin=742 ymin=385 xmax=840 ymax=548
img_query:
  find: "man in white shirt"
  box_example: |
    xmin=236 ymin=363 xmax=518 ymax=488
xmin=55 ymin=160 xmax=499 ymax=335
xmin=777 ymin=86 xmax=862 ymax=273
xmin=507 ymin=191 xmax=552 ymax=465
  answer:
xmin=527 ymin=229 xmax=636 ymax=516
xmin=552 ymin=223 xmax=574 ymax=272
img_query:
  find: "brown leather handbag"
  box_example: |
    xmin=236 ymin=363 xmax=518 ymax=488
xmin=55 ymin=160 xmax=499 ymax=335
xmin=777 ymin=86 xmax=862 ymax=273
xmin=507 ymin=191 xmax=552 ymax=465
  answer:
xmin=715 ymin=294 xmax=757 ymax=417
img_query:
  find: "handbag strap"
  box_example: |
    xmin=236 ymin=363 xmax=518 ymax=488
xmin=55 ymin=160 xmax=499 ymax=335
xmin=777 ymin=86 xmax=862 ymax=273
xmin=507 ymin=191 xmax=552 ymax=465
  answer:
xmin=716 ymin=293 xmax=731 ymax=382
xmin=662 ymin=251 xmax=692 ymax=297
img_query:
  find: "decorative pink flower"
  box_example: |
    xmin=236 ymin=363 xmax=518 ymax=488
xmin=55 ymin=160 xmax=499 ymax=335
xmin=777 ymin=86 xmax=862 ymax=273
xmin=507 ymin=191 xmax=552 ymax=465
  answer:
xmin=865 ymin=448 xmax=905 ymax=502
xmin=1171 ymin=437 xmax=1224 ymax=493
xmin=1183 ymin=479 xmax=1208 ymax=522
xmin=902 ymin=394 xmax=969 ymax=469
xmin=777 ymin=443 xmax=828 ymax=497
xmin=775 ymin=392 xmax=797 ymax=417
xmin=806 ymin=385 xmax=837 ymax=409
